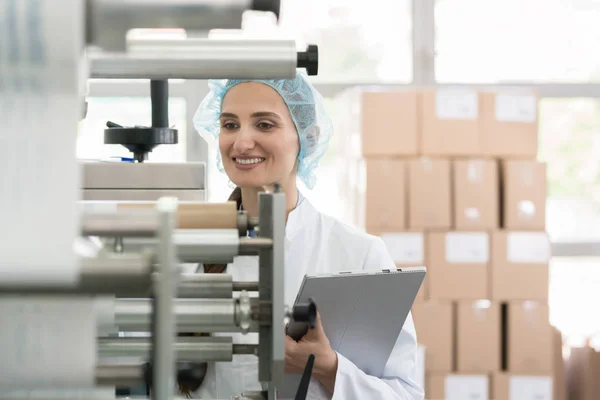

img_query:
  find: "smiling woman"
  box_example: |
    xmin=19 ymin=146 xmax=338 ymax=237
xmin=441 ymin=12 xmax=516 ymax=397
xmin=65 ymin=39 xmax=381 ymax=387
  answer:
xmin=218 ymin=82 xmax=301 ymax=200
xmin=191 ymin=73 xmax=424 ymax=400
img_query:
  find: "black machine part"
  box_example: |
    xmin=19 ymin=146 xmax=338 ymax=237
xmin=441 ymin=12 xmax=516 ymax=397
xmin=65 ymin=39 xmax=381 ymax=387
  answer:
xmin=286 ymin=298 xmax=317 ymax=342
xmin=252 ymin=0 xmax=281 ymax=19
xmin=104 ymin=80 xmax=178 ymax=162
xmin=297 ymin=45 xmax=319 ymax=76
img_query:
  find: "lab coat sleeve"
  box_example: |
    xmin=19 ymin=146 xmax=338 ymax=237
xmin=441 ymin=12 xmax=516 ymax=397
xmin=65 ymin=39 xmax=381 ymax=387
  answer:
xmin=329 ymin=237 xmax=424 ymax=400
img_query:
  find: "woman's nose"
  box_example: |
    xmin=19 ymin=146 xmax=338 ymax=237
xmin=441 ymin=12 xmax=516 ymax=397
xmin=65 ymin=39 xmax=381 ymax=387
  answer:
xmin=233 ymin=127 xmax=255 ymax=152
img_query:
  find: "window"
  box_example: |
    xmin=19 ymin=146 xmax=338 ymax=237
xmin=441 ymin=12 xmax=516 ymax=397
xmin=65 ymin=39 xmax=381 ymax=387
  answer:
xmin=539 ymin=98 xmax=600 ymax=242
xmin=210 ymin=0 xmax=412 ymax=83
xmin=435 ymin=0 xmax=600 ymax=83
xmin=78 ymin=97 xmax=187 ymax=162
xmin=550 ymin=257 xmax=600 ymax=344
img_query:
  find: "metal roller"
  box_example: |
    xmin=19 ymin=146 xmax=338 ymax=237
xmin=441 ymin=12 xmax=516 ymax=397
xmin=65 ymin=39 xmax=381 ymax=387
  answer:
xmin=98 ymin=336 xmax=243 ymax=362
xmin=117 ymin=201 xmax=239 ymax=231
xmin=179 ymin=273 xmax=233 ymax=298
xmin=117 ymin=230 xmax=273 ymax=263
xmin=110 ymin=298 xmax=259 ymax=332
xmin=81 ymin=209 xmax=159 ymax=237
xmin=90 ymin=40 xmax=300 ymax=79
xmin=121 ymin=229 xmax=240 ymax=263
xmin=0 ymin=253 xmax=153 ymax=295
xmin=87 ymin=0 xmax=281 ymax=51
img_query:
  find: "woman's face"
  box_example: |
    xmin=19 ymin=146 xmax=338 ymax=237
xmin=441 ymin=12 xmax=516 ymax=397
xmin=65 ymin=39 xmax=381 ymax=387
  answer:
xmin=219 ymin=82 xmax=300 ymax=189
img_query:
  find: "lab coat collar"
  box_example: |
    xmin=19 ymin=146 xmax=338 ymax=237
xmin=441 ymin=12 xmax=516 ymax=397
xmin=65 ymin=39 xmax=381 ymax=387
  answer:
xmin=285 ymin=190 xmax=315 ymax=241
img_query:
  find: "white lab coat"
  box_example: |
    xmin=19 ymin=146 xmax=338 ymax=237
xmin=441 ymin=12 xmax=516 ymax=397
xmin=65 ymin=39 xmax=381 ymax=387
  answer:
xmin=194 ymin=196 xmax=424 ymax=400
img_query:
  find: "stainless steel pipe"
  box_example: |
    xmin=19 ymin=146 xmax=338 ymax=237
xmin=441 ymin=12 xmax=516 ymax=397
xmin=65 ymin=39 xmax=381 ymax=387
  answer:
xmin=96 ymin=363 xmax=143 ymax=387
xmin=121 ymin=229 xmax=240 ymax=263
xmin=118 ymin=230 xmax=272 ymax=263
xmin=0 ymin=253 xmax=153 ymax=295
xmin=90 ymin=40 xmax=297 ymax=79
xmin=98 ymin=336 xmax=236 ymax=362
xmin=96 ymin=343 xmax=257 ymax=386
xmin=112 ymin=298 xmax=260 ymax=332
xmin=87 ymin=0 xmax=281 ymax=51
xmin=179 ymin=273 xmax=233 ymax=298
xmin=82 ymin=210 xmax=158 ymax=237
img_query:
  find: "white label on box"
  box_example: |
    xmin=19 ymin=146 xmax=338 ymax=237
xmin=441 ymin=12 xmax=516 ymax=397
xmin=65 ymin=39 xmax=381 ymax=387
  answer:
xmin=435 ymin=89 xmax=479 ymax=120
xmin=380 ymin=233 xmax=424 ymax=265
xmin=445 ymin=233 xmax=490 ymax=263
xmin=509 ymin=376 xmax=552 ymax=400
xmin=445 ymin=375 xmax=489 ymax=400
xmin=507 ymin=232 xmax=551 ymax=264
xmin=495 ymin=93 xmax=537 ymax=123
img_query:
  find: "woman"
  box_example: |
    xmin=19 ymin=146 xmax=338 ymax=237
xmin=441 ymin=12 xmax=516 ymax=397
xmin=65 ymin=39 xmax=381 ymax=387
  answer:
xmin=193 ymin=73 xmax=423 ymax=399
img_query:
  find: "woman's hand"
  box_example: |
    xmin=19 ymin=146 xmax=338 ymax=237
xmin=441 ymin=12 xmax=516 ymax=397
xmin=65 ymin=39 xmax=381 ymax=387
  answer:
xmin=285 ymin=313 xmax=338 ymax=394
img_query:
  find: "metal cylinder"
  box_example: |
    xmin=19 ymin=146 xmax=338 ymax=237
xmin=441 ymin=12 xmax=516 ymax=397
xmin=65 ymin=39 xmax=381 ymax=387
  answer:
xmin=87 ymin=0 xmax=261 ymax=51
xmin=113 ymin=298 xmax=253 ymax=332
xmin=96 ymin=363 xmax=143 ymax=387
xmin=0 ymin=254 xmax=152 ymax=295
xmin=98 ymin=336 xmax=235 ymax=362
xmin=178 ymin=273 xmax=233 ymax=298
xmin=153 ymin=197 xmax=178 ymax=399
xmin=89 ymin=40 xmax=298 ymax=79
xmin=120 ymin=230 xmax=270 ymax=263
xmin=82 ymin=210 xmax=158 ymax=237
xmin=150 ymin=80 xmax=169 ymax=128
xmin=117 ymin=201 xmax=239 ymax=230
xmin=173 ymin=229 xmax=240 ymax=263
xmin=119 ymin=229 xmax=239 ymax=263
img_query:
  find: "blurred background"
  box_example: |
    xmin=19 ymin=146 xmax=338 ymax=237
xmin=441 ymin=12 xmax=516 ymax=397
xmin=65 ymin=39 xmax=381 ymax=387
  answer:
xmin=78 ymin=1 xmax=600 ymax=398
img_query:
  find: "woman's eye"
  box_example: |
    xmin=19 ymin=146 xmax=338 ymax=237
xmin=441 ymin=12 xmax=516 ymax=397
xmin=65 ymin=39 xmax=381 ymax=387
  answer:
xmin=221 ymin=122 xmax=238 ymax=130
xmin=257 ymin=122 xmax=275 ymax=130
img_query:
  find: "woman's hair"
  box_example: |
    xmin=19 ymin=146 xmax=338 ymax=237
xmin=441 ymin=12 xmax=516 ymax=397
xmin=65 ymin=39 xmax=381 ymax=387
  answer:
xmin=202 ymin=187 xmax=242 ymax=273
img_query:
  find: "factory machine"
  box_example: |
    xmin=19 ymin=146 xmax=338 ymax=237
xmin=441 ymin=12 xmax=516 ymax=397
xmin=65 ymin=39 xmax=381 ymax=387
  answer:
xmin=0 ymin=1 xmax=320 ymax=399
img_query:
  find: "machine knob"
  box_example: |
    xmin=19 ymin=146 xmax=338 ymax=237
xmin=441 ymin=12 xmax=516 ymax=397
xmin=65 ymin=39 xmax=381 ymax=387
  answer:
xmin=297 ymin=45 xmax=319 ymax=76
xmin=252 ymin=0 xmax=281 ymax=20
xmin=292 ymin=298 xmax=317 ymax=328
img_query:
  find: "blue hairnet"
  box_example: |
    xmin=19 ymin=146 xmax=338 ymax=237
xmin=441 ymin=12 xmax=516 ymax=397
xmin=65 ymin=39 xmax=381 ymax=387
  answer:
xmin=193 ymin=72 xmax=333 ymax=189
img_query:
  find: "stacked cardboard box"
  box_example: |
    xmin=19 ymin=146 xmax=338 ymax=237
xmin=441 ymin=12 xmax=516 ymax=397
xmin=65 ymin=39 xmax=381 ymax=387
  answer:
xmin=334 ymin=87 xmax=564 ymax=399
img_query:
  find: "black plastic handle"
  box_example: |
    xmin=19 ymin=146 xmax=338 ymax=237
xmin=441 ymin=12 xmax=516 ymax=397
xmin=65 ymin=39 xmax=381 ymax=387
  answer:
xmin=292 ymin=297 xmax=317 ymax=329
xmin=252 ymin=0 xmax=281 ymax=20
xmin=295 ymin=354 xmax=316 ymax=400
xmin=297 ymin=45 xmax=319 ymax=76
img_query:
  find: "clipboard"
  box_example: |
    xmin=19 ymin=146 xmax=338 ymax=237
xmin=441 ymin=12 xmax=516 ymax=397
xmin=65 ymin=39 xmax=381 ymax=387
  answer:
xmin=279 ymin=267 xmax=426 ymax=398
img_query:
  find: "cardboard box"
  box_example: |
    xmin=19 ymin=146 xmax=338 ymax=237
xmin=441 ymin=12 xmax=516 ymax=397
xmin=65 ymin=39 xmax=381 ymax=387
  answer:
xmin=412 ymin=302 xmax=454 ymax=372
xmin=493 ymin=373 xmax=553 ymax=400
xmin=501 ymin=160 xmax=547 ymax=230
xmin=481 ymin=90 xmax=539 ymax=158
xmin=453 ymin=159 xmax=499 ymax=230
xmin=364 ymin=159 xmax=406 ymax=229
xmin=360 ymin=91 xmax=420 ymax=157
xmin=491 ymin=231 xmax=550 ymax=300
xmin=457 ymin=301 xmax=501 ymax=372
xmin=421 ymin=89 xmax=482 ymax=156
xmin=427 ymin=374 xmax=490 ymax=400
xmin=505 ymin=302 xmax=553 ymax=374
xmin=553 ymin=328 xmax=567 ymax=400
xmin=566 ymin=345 xmax=600 ymax=400
xmin=369 ymin=230 xmax=427 ymax=302
xmin=428 ymin=232 xmax=490 ymax=300
xmin=408 ymin=158 xmax=452 ymax=229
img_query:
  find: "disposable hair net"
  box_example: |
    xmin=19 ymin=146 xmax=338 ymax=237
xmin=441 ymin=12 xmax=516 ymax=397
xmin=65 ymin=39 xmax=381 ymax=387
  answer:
xmin=193 ymin=72 xmax=333 ymax=189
